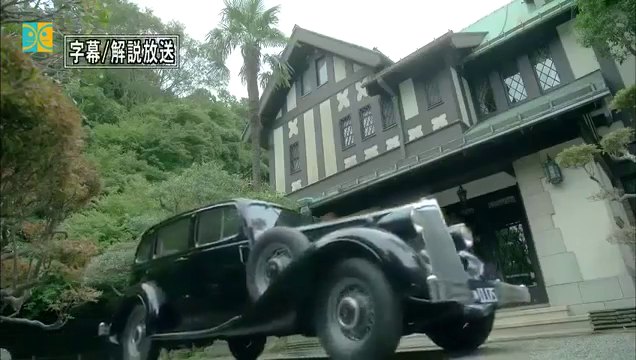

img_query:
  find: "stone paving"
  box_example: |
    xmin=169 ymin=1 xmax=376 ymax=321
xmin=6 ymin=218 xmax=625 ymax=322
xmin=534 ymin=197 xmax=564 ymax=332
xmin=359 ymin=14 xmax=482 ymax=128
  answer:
xmin=201 ymin=329 xmax=635 ymax=359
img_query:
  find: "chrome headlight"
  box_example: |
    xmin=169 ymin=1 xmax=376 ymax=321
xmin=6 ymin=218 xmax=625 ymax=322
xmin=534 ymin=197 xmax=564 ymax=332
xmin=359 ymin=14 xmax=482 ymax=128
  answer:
xmin=449 ymin=223 xmax=474 ymax=249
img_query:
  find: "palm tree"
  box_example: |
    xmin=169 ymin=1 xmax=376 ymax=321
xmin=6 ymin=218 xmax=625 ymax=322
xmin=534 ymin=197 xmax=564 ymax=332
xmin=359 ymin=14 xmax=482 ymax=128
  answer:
xmin=207 ymin=0 xmax=291 ymax=191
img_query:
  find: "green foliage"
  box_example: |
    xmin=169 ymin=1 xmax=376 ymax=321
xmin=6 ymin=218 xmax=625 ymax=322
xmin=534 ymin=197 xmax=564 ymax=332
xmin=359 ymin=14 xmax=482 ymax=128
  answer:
xmin=555 ymin=143 xmax=601 ymax=169
xmin=1 ymin=35 xmax=101 ymax=325
xmin=575 ymin=0 xmax=636 ymax=62
xmin=610 ymin=84 xmax=636 ymax=112
xmin=207 ymin=0 xmax=290 ymax=189
xmin=1 ymin=0 xmax=289 ymax=326
xmin=84 ymin=241 xmax=137 ymax=293
xmin=599 ymin=128 xmax=635 ymax=158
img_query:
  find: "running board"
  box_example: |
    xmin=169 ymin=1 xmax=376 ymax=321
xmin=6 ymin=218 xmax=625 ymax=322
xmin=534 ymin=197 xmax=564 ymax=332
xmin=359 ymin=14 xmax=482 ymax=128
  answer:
xmin=151 ymin=312 xmax=296 ymax=342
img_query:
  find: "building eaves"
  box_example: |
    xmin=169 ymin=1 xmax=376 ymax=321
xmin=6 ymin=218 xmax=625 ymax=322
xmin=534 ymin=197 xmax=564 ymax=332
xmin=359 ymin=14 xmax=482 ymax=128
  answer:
xmin=363 ymin=31 xmax=487 ymax=89
xmin=258 ymin=25 xmax=393 ymax=117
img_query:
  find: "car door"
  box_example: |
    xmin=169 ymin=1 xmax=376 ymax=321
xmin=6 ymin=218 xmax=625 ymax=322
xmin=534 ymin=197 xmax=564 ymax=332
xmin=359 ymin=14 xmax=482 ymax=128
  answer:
xmin=147 ymin=214 xmax=196 ymax=332
xmin=187 ymin=204 xmax=250 ymax=329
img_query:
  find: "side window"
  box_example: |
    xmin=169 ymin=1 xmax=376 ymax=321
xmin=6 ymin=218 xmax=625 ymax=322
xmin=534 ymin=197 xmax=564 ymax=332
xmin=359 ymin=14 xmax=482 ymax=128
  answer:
xmin=221 ymin=207 xmax=241 ymax=239
xmin=155 ymin=217 xmax=191 ymax=257
xmin=197 ymin=206 xmax=242 ymax=245
xmin=135 ymin=231 xmax=155 ymax=263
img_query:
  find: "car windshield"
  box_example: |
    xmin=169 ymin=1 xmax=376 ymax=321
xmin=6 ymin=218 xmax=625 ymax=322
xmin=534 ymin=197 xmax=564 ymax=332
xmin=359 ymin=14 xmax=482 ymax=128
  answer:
xmin=245 ymin=203 xmax=315 ymax=235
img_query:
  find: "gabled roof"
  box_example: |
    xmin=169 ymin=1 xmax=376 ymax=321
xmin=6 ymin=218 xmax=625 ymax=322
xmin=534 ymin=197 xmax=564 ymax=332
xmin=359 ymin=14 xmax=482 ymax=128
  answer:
xmin=364 ymin=31 xmax=487 ymax=93
xmin=258 ymin=25 xmax=393 ymax=117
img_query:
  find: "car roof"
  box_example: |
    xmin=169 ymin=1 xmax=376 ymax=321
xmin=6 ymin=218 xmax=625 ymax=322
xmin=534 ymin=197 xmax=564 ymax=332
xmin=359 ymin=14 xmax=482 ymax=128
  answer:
xmin=141 ymin=198 xmax=289 ymax=235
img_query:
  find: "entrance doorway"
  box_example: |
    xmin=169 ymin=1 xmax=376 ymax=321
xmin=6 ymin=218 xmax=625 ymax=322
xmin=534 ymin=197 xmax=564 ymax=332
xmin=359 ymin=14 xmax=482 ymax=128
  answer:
xmin=444 ymin=185 xmax=548 ymax=305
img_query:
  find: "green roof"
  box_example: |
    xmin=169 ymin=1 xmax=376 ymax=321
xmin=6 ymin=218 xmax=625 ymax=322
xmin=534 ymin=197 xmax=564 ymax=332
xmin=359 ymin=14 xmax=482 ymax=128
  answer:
xmin=462 ymin=0 xmax=575 ymax=49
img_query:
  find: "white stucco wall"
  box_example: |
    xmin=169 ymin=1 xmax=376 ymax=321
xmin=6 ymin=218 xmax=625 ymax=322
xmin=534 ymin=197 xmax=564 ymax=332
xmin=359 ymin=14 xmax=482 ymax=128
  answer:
xmin=514 ymin=139 xmax=635 ymax=312
xmin=556 ymin=19 xmax=601 ymax=79
xmin=398 ymin=78 xmax=419 ymax=120
xmin=319 ymin=99 xmax=338 ymax=177
xmin=544 ymin=149 xmax=626 ymax=280
xmin=273 ymin=126 xmax=286 ymax=193
xmin=303 ymin=108 xmax=319 ymax=185
xmin=616 ymin=54 xmax=636 ymax=86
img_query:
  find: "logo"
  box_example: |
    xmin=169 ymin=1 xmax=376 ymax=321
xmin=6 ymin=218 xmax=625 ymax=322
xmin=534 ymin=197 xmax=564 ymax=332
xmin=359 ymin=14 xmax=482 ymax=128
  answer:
xmin=22 ymin=22 xmax=53 ymax=53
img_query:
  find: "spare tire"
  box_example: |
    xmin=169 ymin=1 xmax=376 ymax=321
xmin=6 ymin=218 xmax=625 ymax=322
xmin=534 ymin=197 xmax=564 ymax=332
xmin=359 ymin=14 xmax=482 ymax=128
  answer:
xmin=246 ymin=226 xmax=311 ymax=301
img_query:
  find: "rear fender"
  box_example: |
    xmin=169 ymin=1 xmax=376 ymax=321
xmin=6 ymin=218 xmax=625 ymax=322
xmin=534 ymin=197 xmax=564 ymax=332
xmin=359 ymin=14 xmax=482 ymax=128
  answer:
xmin=312 ymin=227 xmax=429 ymax=298
xmin=110 ymin=282 xmax=172 ymax=338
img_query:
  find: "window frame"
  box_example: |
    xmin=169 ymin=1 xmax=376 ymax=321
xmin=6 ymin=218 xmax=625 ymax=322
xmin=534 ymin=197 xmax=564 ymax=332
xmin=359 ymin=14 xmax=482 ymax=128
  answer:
xmin=530 ymin=45 xmax=562 ymax=93
xmin=194 ymin=204 xmax=243 ymax=247
xmin=359 ymin=104 xmax=376 ymax=140
xmin=315 ymin=56 xmax=328 ymax=87
xmin=340 ymin=114 xmax=355 ymax=149
xmin=154 ymin=216 xmax=193 ymax=259
xmin=424 ymin=80 xmax=443 ymax=109
xmin=135 ymin=230 xmax=156 ymax=264
xmin=500 ymin=61 xmax=528 ymax=105
xmin=289 ymin=141 xmax=301 ymax=174
xmin=300 ymin=67 xmax=312 ymax=96
xmin=380 ymin=96 xmax=397 ymax=130
xmin=474 ymin=77 xmax=497 ymax=117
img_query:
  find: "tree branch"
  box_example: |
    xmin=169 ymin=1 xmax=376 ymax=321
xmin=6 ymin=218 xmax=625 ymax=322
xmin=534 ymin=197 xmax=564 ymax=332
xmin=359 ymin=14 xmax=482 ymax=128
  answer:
xmin=0 ymin=315 xmax=66 ymax=330
xmin=110 ymin=285 xmax=124 ymax=297
xmin=611 ymin=151 xmax=636 ymax=163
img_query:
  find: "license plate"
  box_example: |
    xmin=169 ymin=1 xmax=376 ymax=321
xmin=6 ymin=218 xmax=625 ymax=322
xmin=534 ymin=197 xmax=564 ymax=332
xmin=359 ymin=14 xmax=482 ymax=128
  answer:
xmin=473 ymin=287 xmax=498 ymax=303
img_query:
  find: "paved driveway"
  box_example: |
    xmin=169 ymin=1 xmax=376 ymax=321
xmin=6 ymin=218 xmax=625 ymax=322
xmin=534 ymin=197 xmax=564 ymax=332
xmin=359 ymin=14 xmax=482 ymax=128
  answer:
xmin=259 ymin=330 xmax=635 ymax=360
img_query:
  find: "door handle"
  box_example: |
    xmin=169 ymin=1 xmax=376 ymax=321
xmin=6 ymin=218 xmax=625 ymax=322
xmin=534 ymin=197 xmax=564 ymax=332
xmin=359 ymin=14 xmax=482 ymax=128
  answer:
xmin=175 ymin=256 xmax=188 ymax=262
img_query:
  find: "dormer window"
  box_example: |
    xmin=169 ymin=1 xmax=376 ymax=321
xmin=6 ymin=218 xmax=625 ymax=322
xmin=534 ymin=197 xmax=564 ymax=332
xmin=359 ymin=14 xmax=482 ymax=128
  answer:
xmin=316 ymin=56 xmax=328 ymax=86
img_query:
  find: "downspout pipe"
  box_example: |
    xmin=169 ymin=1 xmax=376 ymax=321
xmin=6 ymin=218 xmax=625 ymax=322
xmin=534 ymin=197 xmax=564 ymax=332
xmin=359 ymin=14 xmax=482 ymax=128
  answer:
xmin=377 ymin=76 xmax=407 ymax=159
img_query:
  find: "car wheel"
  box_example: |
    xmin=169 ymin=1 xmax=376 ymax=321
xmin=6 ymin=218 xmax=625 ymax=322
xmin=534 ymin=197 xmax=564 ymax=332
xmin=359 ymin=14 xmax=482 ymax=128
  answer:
xmin=426 ymin=312 xmax=495 ymax=352
xmin=121 ymin=304 xmax=159 ymax=360
xmin=315 ymin=258 xmax=403 ymax=360
xmin=227 ymin=336 xmax=266 ymax=360
xmin=246 ymin=226 xmax=310 ymax=301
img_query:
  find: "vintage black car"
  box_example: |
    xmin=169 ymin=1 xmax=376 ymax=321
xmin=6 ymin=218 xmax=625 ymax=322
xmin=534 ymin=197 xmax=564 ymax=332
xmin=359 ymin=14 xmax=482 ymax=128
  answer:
xmin=99 ymin=197 xmax=531 ymax=360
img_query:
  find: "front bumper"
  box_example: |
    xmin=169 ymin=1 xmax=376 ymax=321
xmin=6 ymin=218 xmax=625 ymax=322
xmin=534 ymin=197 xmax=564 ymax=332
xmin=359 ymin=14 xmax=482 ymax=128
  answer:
xmin=427 ymin=275 xmax=531 ymax=307
xmin=410 ymin=199 xmax=531 ymax=308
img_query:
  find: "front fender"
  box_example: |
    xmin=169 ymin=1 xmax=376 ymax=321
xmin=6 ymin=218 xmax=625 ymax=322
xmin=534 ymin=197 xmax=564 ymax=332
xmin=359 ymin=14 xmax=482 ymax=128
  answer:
xmin=110 ymin=281 xmax=170 ymax=338
xmin=313 ymin=227 xmax=429 ymax=297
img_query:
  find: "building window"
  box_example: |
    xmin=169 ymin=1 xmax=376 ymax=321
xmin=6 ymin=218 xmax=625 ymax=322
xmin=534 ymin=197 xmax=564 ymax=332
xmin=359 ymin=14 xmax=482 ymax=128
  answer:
xmin=425 ymin=80 xmax=442 ymax=108
xmin=300 ymin=68 xmax=312 ymax=96
xmin=530 ymin=46 xmax=561 ymax=91
xmin=289 ymin=142 xmax=300 ymax=173
xmin=359 ymin=105 xmax=375 ymax=139
xmin=340 ymin=115 xmax=354 ymax=149
xmin=476 ymin=78 xmax=497 ymax=115
xmin=316 ymin=56 xmax=328 ymax=86
xmin=380 ymin=96 xmax=396 ymax=129
xmin=501 ymin=63 xmax=528 ymax=104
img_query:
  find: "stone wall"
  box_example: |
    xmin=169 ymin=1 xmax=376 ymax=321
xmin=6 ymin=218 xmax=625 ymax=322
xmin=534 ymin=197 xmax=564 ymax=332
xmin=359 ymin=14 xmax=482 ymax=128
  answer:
xmin=513 ymin=139 xmax=635 ymax=315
